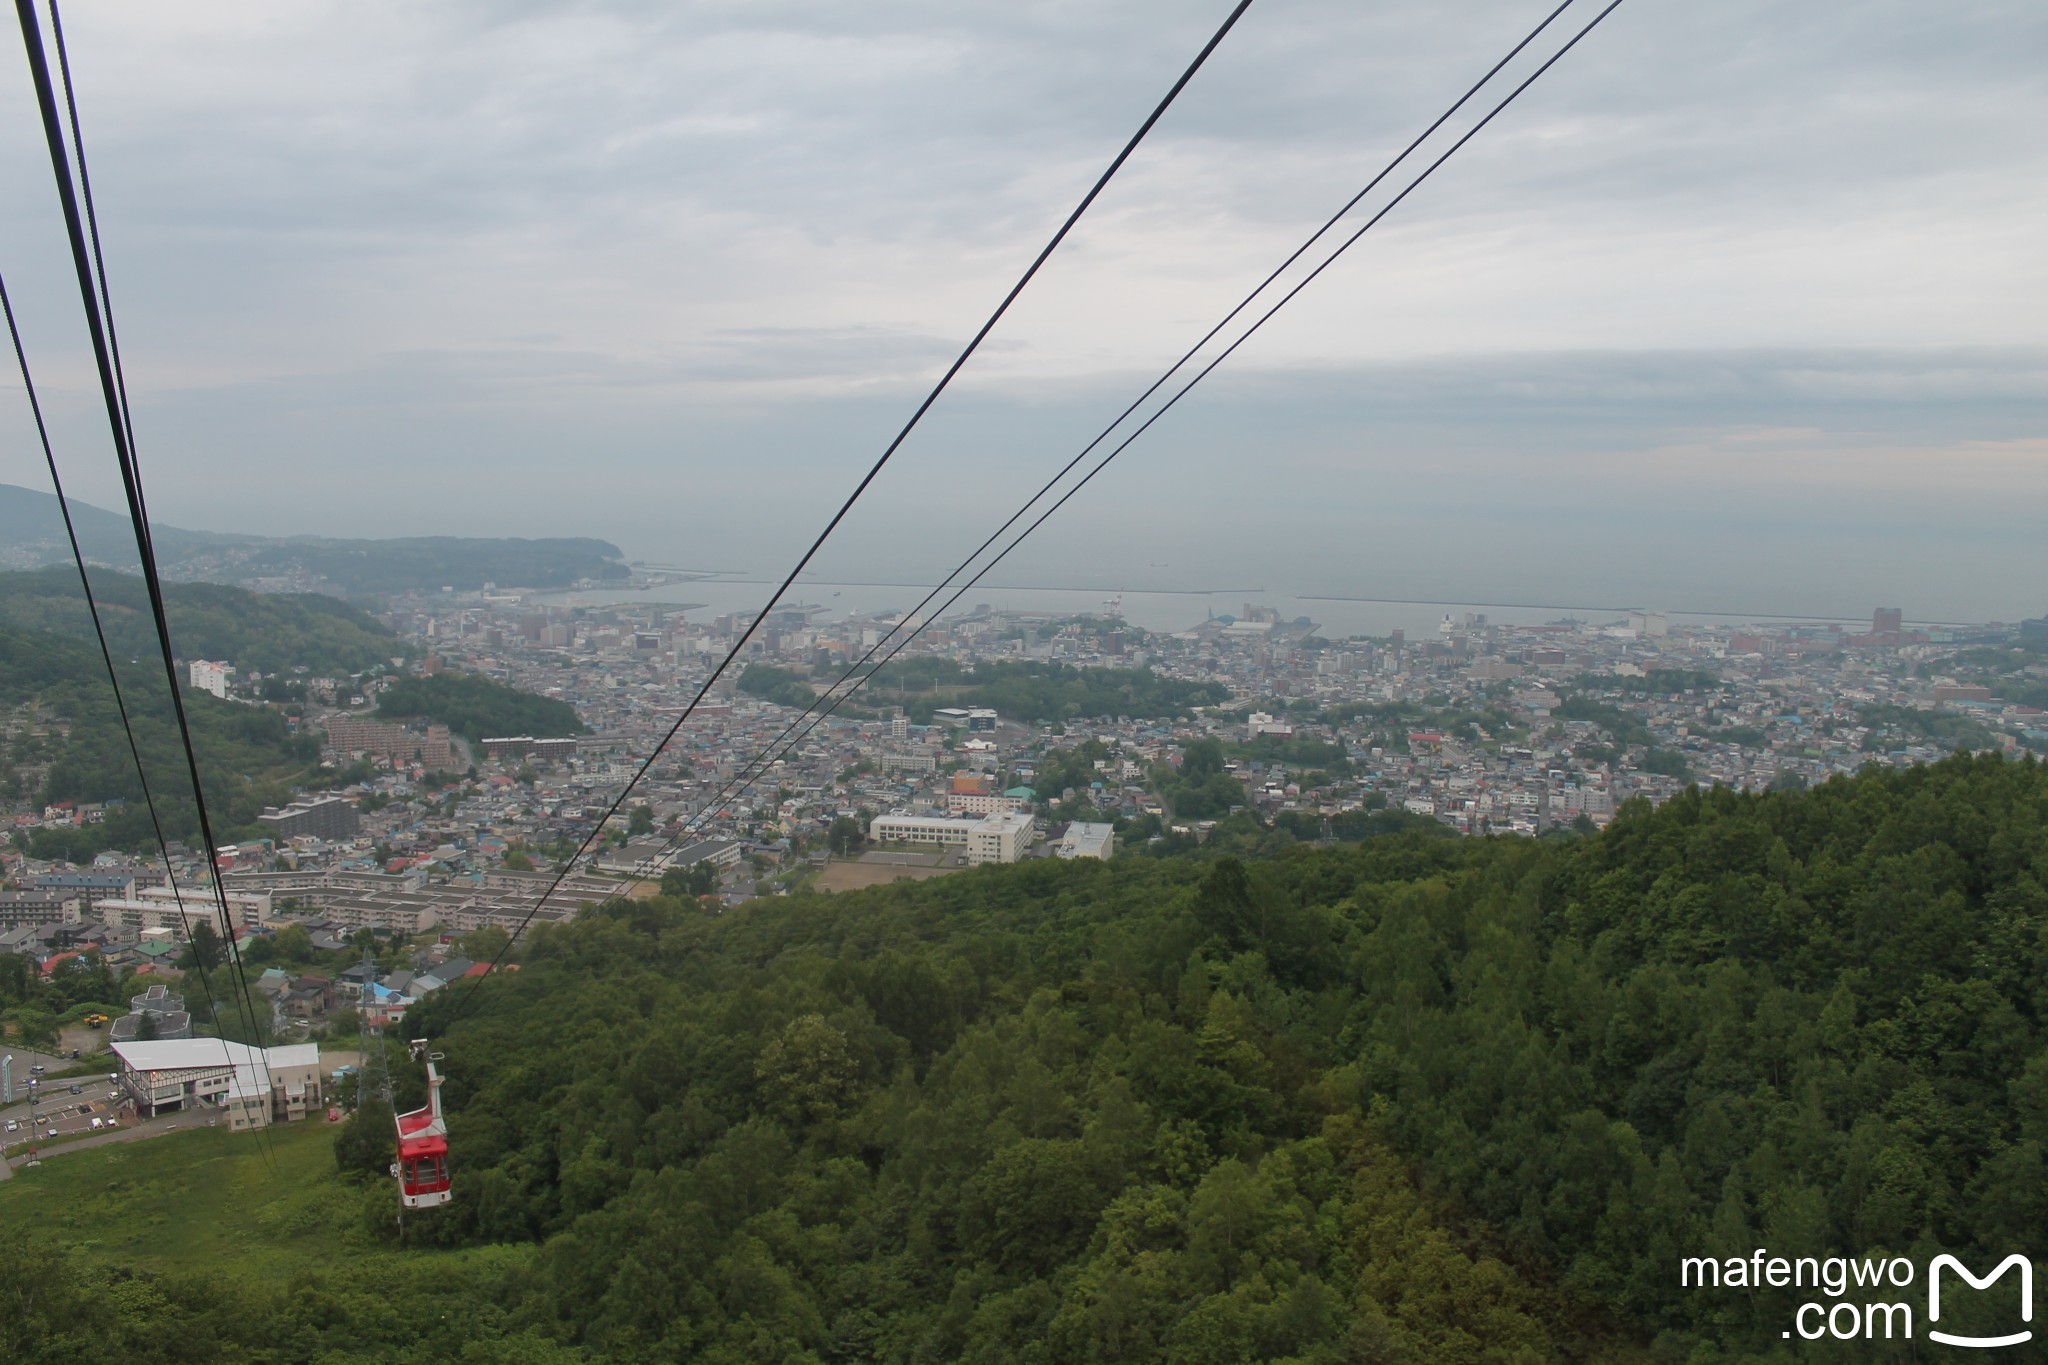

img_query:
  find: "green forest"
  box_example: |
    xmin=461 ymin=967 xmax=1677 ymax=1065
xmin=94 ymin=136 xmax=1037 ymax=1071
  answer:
xmin=740 ymin=660 xmax=1227 ymax=728
xmin=375 ymin=672 xmax=589 ymax=743
xmin=9 ymin=754 xmax=2040 ymax=1360
xmin=0 ymin=566 xmax=398 ymax=677
xmin=1 ymin=621 xmax=321 ymax=859
xmin=739 ymin=662 xmax=827 ymax=712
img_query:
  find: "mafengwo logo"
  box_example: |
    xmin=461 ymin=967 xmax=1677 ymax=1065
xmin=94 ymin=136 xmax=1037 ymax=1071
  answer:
xmin=1681 ymin=1249 xmax=2033 ymax=1347
xmin=1929 ymin=1255 xmax=2033 ymax=1349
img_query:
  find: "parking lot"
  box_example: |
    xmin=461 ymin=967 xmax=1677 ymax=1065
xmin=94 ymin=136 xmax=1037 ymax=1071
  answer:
xmin=1 ymin=1067 xmax=134 ymax=1157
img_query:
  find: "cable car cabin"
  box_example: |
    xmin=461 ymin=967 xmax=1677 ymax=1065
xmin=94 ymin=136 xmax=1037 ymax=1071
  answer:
xmin=393 ymin=1039 xmax=452 ymax=1209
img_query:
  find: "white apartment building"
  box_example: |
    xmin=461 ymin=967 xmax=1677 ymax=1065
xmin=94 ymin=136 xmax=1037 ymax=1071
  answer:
xmin=869 ymin=812 xmax=980 ymax=847
xmin=1628 ymin=611 xmax=1671 ymax=638
xmin=944 ymin=792 xmax=1024 ymax=817
xmin=1550 ymin=786 xmax=1615 ymax=818
xmin=967 ymin=811 xmax=1033 ymax=865
xmin=189 ymin=659 xmax=233 ymax=699
xmin=97 ymin=884 xmax=271 ymax=937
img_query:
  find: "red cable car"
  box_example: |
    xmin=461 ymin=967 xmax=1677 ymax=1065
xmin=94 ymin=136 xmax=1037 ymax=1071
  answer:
xmin=393 ymin=1039 xmax=452 ymax=1209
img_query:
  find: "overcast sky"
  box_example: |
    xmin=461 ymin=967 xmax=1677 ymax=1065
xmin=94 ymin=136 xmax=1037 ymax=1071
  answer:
xmin=1 ymin=0 xmax=2043 ymax=621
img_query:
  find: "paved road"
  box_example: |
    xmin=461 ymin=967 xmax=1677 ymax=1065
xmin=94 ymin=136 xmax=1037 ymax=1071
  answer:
xmin=3 ymin=1046 xmax=74 ymax=1093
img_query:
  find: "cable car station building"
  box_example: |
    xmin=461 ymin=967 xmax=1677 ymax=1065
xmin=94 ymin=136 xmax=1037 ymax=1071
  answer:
xmin=110 ymin=1039 xmax=326 ymax=1131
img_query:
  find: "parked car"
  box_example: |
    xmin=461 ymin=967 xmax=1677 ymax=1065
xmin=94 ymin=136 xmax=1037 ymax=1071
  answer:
xmin=3 ymin=1119 xmax=17 ymax=1133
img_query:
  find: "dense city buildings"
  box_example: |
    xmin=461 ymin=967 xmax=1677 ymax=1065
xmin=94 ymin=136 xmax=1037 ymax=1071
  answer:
xmin=7 ymin=576 xmax=2042 ymax=992
xmin=366 ymin=588 xmax=2041 ymax=860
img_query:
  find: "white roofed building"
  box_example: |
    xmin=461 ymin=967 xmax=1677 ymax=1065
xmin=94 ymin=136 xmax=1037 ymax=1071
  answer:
xmin=1057 ymin=822 xmax=1117 ymax=860
xmin=111 ymin=1039 xmax=325 ymax=1130
xmin=869 ymin=810 xmax=1034 ymax=864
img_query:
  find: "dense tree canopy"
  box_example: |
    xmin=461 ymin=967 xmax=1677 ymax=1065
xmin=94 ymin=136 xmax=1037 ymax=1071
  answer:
xmin=2 ymin=621 xmax=323 ymax=859
xmin=0 ymin=567 xmax=398 ymax=677
xmin=408 ymin=752 xmax=2046 ymax=1359
xmin=8 ymin=754 xmax=2041 ymax=1360
xmin=936 ymin=661 xmax=1228 ymax=726
xmin=737 ymin=662 xmax=823 ymax=711
xmin=374 ymin=672 xmax=588 ymax=743
xmin=742 ymin=660 xmax=1225 ymax=728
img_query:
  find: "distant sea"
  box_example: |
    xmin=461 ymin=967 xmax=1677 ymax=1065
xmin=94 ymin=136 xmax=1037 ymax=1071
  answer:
xmin=527 ymin=577 xmax=1888 ymax=641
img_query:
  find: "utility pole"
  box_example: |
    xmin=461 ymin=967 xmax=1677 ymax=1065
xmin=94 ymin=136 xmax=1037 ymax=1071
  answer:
xmin=354 ymin=949 xmax=393 ymax=1116
xmin=352 ymin=948 xmax=405 ymax=1241
xmin=21 ymin=1071 xmax=39 ymax=1169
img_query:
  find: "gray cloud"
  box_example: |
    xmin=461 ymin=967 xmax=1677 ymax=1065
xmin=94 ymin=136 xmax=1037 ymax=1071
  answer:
xmin=0 ymin=0 xmax=2041 ymax=619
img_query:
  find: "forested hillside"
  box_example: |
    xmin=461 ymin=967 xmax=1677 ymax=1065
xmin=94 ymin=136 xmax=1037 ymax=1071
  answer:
xmin=406 ymin=754 xmax=2048 ymax=1358
xmin=7 ymin=755 xmax=2042 ymax=1360
xmin=231 ymin=535 xmax=630 ymax=595
xmin=0 ymin=566 xmax=397 ymax=676
xmin=0 ymin=619 xmax=322 ymax=860
xmin=375 ymin=672 xmax=588 ymax=742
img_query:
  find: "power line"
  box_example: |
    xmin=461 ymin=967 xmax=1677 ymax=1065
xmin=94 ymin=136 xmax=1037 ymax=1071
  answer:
xmin=447 ymin=0 xmax=1261 ymax=1016
xmin=20 ymin=0 xmax=281 ymax=1154
xmin=45 ymin=0 xmax=144 ymax=524
xmin=609 ymin=0 xmax=1633 ymax=876
xmin=15 ymin=0 xmax=279 ymax=1163
xmin=2 ymin=268 xmax=238 ymax=1072
xmin=602 ymin=0 xmax=1601 ymax=884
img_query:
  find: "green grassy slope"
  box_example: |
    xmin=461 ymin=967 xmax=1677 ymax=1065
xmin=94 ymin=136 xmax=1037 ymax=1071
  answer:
xmin=0 ymin=1122 xmax=573 ymax=1363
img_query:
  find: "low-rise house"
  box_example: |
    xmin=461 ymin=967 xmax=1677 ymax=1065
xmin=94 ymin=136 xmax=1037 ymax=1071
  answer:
xmin=417 ymin=957 xmax=476 ymax=990
xmin=284 ymin=976 xmax=335 ymax=1019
